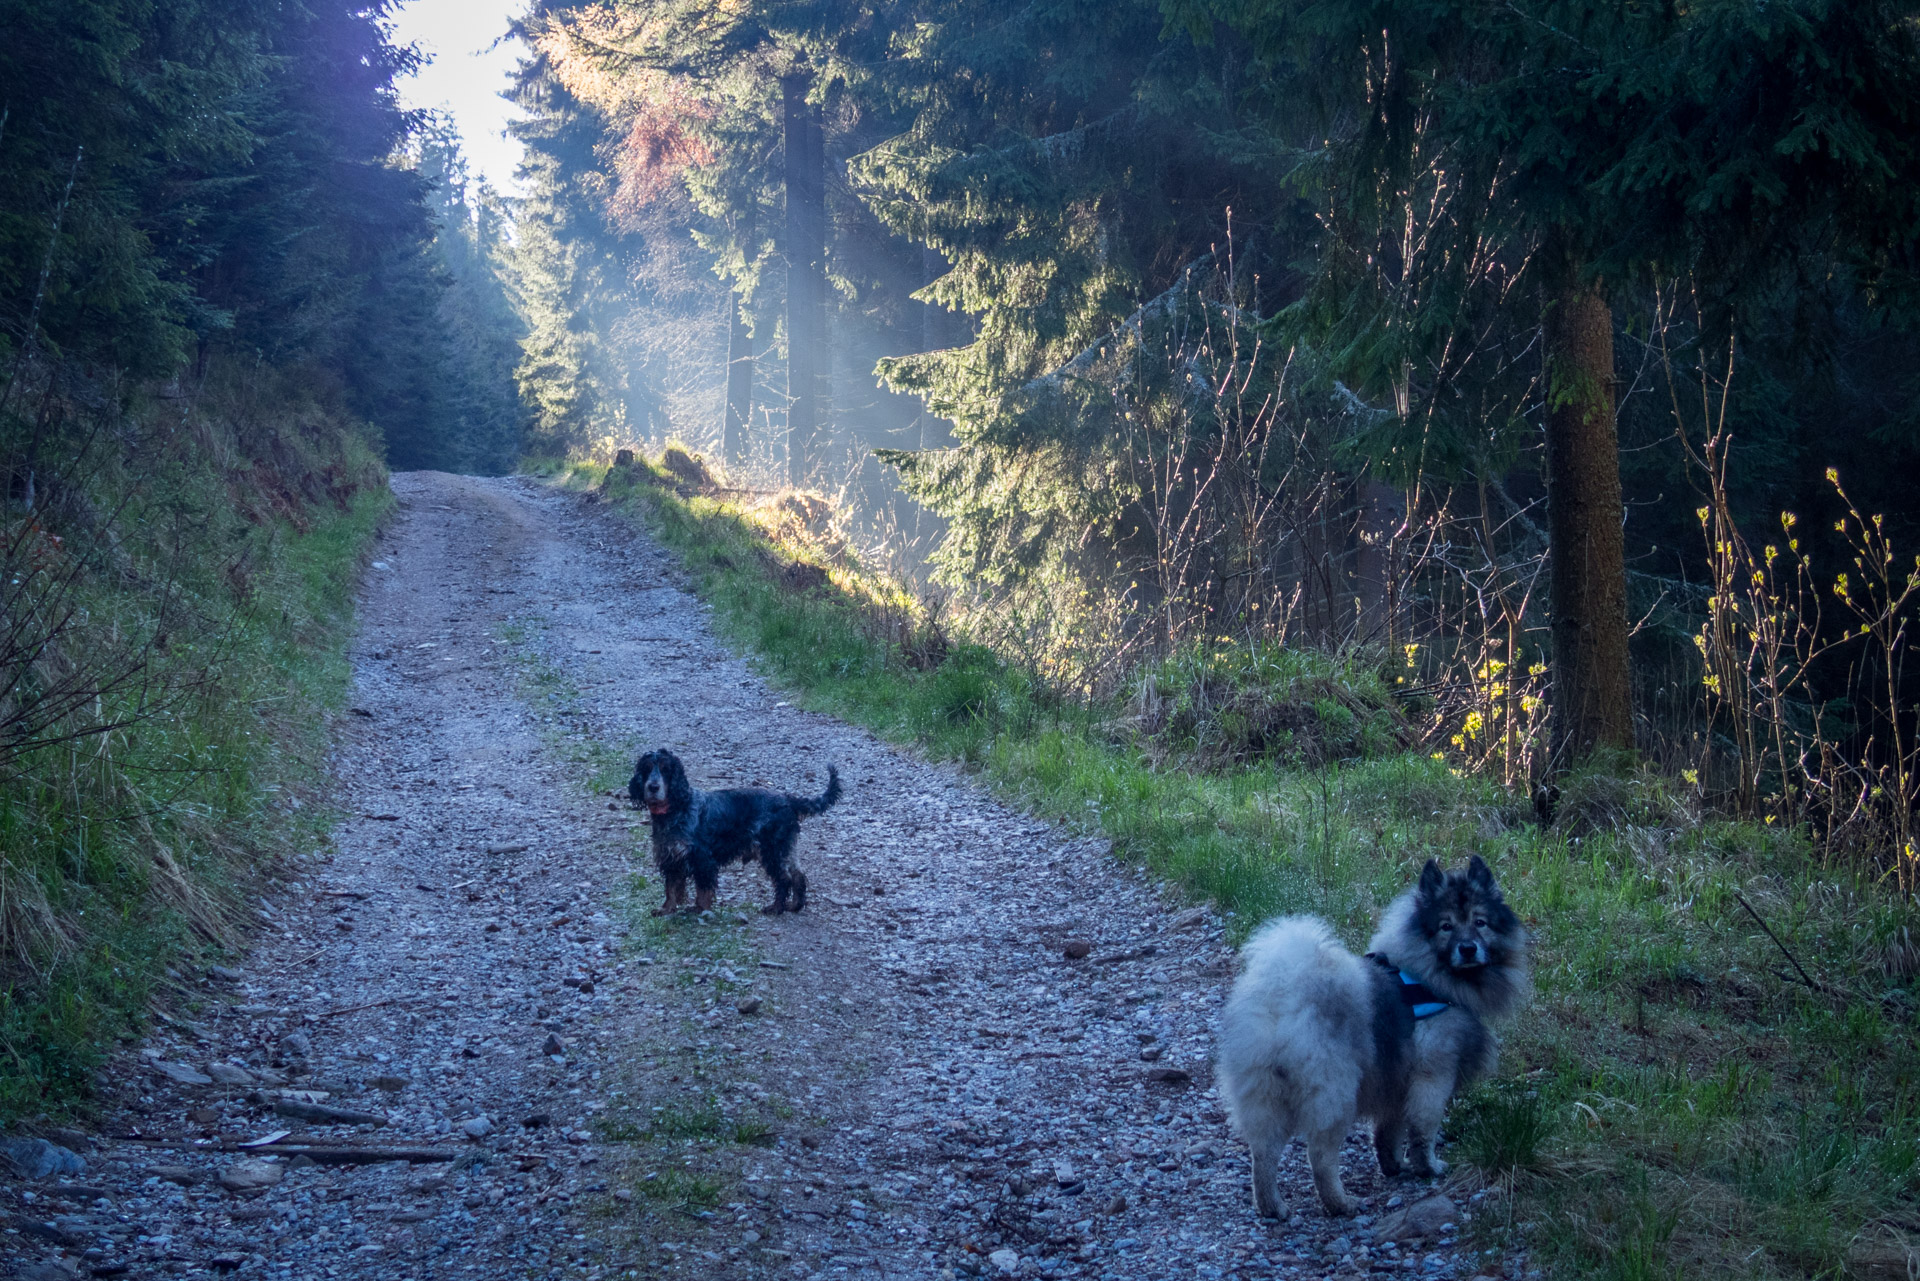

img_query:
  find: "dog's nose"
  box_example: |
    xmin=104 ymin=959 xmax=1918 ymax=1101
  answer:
xmin=1455 ymin=941 xmax=1481 ymax=964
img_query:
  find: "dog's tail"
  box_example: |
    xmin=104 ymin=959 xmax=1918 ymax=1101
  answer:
xmin=793 ymin=764 xmax=841 ymax=817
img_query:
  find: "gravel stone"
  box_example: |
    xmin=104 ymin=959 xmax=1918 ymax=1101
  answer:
xmin=1377 ymin=1193 xmax=1460 ymax=1242
xmin=215 ymin=1159 xmax=283 ymax=1192
xmin=0 ymin=1138 xmax=86 ymax=1179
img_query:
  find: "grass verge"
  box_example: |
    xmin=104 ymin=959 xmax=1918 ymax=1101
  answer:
xmin=544 ymin=454 xmax=1920 ymax=1281
xmin=0 ymin=429 xmax=390 ymax=1119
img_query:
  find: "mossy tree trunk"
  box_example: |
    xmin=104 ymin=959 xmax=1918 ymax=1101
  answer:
xmin=1544 ymin=285 xmax=1634 ymax=764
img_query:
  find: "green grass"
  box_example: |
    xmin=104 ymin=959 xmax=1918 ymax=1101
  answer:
xmin=493 ymin=617 xmax=633 ymax=793
xmin=0 ymin=419 xmax=391 ymax=1118
xmin=553 ymin=455 xmax=1920 ymax=1280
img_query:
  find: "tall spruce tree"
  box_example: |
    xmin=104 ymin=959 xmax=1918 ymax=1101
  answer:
xmin=848 ymin=0 xmax=1306 ymax=611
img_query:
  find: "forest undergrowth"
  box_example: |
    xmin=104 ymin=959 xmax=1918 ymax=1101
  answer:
xmin=546 ymin=452 xmax=1920 ymax=1281
xmin=0 ymin=371 xmax=391 ymax=1118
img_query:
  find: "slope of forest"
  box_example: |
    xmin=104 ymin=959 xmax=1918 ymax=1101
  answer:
xmin=0 ymin=0 xmax=524 ymax=1106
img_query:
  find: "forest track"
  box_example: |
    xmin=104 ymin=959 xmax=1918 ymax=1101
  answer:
xmin=8 ymin=473 xmax=1498 ymax=1281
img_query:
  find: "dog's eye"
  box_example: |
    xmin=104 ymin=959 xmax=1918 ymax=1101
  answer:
xmin=1437 ymin=922 xmax=1453 ymax=932
xmin=1474 ymin=917 xmax=1488 ymax=928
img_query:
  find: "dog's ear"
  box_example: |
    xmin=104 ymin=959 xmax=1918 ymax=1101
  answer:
xmin=1466 ymin=854 xmax=1495 ymax=890
xmin=1418 ymin=858 xmax=1445 ymax=899
xmin=665 ymin=753 xmax=693 ymax=807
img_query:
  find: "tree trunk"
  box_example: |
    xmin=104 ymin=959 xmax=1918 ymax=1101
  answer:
xmin=918 ymin=245 xmax=951 ymax=452
xmin=722 ymin=297 xmax=753 ymax=469
xmin=1544 ymin=286 xmax=1634 ymax=764
xmin=783 ymin=75 xmax=826 ymax=489
xmin=1352 ymin=479 xmax=1404 ymax=645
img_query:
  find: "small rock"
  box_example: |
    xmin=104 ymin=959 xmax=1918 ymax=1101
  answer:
xmin=0 ymin=1137 xmax=87 ymax=1179
xmin=485 ymin=841 xmax=530 ymax=855
xmin=407 ymin=1173 xmax=448 ymax=1194
xmin=576 ymin=978 xmax=595 ymax=995
xmin=541 ymin=1032 xmax=567 ymax=1057
xmin=1167 ymin=906 xmax=1210 ymax=931
xmin=39 ymin=1127 xmax=90 ymax=1153
xmin=1144 ymin=1065 xmax=1191 ymax=1084
xmin=153 ymin=1061 xmax=214 ymax=1086
xmin=988 ymin=1248 xmax=1021 ymax=1274
xmin=1105 ymin=1194 xmax=1128 ymax=1214
xmin=736 ymin=996 xmax=763 ymax=1015
xmin=207 ymin=1063 xmax=255 ymax=1085
xmin=208 ymin=965 xmax=244 ymax=982
xmin=461 ymin=1115 xmax=493 ymax=1139
xmin=1053 ymin=1160 xmax=1077 ymax=1186
xmin=1375 ymin=1193 xmax=1457 ymax=1243
xmin=522 ymin=1113 xmax=552 ymax=1128
xmin=1062 ymin=939 xmax=1092 ymax=960
xmin=278 ymin=1031 xmax=313 ymax=1058
xmin=151 ymin=1164 xmax=200 ymax=1186
xmin=484 ymin=921 xmax=503 ymax=933
xmin=216 ymin=1159 xmax=283 ymax=1192
xmin=1139 ymin=1045 xmax=1164 ymax=1061
xmin=188 ymin=1107 xmax=220 ymax=1125
xmin=210 ymin=1254 xmax=245 ymax=1272
xmin=370 ymin=1075 xmax=411 ymax=1093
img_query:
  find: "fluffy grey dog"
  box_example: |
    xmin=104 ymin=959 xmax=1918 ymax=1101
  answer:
xmin=1218 ymin=855 xmax=1528 ymax=1217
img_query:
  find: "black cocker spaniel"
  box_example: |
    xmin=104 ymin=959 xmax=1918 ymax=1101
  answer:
xmin=628 ymin=748 xmax=841 ymax=915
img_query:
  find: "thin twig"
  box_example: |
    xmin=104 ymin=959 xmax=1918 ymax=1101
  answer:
xmin=1735 ymin=893 xmax=1822 ymax=994
xmin=317 ymin=996 xmax=414 ymax=1019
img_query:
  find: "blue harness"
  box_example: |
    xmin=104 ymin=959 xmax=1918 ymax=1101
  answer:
xmin=1365 ymin=952 xmax=1450 ymax=1020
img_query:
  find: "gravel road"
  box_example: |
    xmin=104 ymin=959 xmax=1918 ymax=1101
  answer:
xmin=2 ymin=473 xmax=1521 ymax=1281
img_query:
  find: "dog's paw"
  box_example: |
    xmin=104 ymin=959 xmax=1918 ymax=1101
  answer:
xmin=760 ymin=903 xmax=784 ymax=915
xmin=1409 ymin=1156 xmax=1448 ymax=1179
xmin=650 ymin=906 xmax=675 ymax=917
